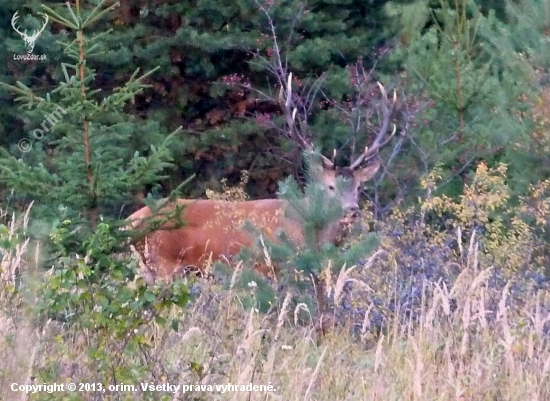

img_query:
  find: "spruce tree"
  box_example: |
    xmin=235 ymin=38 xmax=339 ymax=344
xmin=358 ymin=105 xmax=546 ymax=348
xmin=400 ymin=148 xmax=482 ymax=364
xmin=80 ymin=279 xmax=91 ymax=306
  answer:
xmin=0 ymin=0 xmax=191 ymax=387
xmin=0 ymin=1 xmax=60 ymax=155
xmin=478 ymin=0 xmax=550 ymax=190
xmin=1 ymin=0 xmax=407 ymax=204
xmin=0 ymin=0 xmax=179 ymax=242
xmin=388 ymin=0 xmax=530 ymax=199
xmin=239 ymin=152 xmax=379 ymax=325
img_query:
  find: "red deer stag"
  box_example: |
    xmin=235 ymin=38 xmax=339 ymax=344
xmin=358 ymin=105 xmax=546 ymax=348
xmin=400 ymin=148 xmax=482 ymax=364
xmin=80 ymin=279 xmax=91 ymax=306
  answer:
xmin=127 ymin=75 xmax=396 ymax=282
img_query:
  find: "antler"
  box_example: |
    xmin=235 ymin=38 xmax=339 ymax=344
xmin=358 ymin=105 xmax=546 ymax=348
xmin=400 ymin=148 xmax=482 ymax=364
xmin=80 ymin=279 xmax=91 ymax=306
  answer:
xmin=279 ymin=72 xmax=335 ymax=168
xmin=11 ymin=12 xmax=48 ymax=39
xmin=11 ymin=12 xmax=25 ymax=37
xmin=349 ymin=82 xmax=397 ymax=170
xmin=34 ymin=13 xmax=49 ymax=39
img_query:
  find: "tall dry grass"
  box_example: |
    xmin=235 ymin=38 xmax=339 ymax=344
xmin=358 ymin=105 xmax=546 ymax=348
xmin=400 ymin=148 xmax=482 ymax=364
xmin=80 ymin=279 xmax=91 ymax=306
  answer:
xmin=0 ymin=204 xmax=549 ymax=400
xmin=134 ymin=234 xmax=550 ymax=401
xmin=0 ymin=203 xmax=39 ymax=401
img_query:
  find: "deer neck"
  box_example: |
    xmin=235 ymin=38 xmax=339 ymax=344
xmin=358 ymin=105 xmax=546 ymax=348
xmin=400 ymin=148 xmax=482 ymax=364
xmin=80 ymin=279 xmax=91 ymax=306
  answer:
xmin=282 ymin=197 xmax=347 ymax=246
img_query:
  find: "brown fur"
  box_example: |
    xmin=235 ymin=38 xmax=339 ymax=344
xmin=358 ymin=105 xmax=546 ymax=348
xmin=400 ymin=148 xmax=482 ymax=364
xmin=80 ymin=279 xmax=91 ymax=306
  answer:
xmin=126 ymin=159 xmax=381 ymax=281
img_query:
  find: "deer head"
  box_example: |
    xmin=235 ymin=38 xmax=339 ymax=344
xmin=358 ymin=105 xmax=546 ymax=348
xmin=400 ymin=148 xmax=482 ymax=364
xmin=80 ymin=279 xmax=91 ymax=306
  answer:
xmin=279 ymin=72 xmax=397 ymax=217
xmin=12 ymin=11 xmax=49 ymax=54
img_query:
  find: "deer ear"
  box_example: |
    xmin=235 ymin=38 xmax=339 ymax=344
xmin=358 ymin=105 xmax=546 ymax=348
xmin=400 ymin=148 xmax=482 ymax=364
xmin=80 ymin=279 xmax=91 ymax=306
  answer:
xmin=355 ymin=158 xmax=381 ymax=182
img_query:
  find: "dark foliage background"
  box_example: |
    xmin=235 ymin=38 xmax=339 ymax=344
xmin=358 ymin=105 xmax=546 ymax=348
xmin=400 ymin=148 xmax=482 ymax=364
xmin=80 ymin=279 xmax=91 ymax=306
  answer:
xmin=1 ymin=0 xmax=549 ymax=230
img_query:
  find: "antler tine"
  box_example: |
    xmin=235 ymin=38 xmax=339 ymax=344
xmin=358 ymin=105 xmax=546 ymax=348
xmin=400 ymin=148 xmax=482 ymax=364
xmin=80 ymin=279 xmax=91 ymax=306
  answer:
xmin=11 ymin=12 xmax=48 ymax=38
xmin=280 ymin=72 xmax=301 ymax=144
xmin=349 ymin=82 xmax=397 ymax=170
xmin=36 ymin=13 xmax=49 ymax=36
xmin=285 ymin=72 xmax=292 ymax=109
xmin=11 ymin=12 xmax=24 ymax=36
xmin=279 ymin=71 xmax=334 ymax=168
xmin=280 ymin=73 xmax=312 ymax=148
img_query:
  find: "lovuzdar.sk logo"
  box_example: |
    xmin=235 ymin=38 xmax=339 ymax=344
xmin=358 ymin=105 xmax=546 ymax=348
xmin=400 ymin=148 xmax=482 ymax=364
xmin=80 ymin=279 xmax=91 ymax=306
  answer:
xmin=11 ymin=11 xmax=49 ymax=61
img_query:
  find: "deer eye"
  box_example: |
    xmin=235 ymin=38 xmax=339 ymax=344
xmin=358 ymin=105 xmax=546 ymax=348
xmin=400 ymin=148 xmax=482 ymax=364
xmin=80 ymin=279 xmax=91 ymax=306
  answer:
xmin=328 ymin=185 xmax=335 ymax=191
